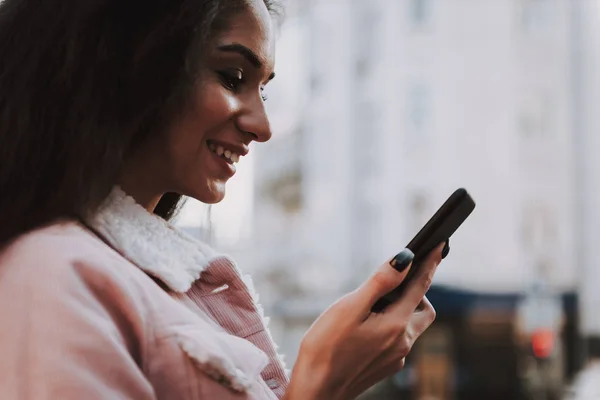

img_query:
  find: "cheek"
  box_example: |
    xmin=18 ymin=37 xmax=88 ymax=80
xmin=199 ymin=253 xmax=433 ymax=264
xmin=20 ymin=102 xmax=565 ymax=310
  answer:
xmin=192 ymin=83 xmax=238 ymax=131
xmin=169 ymin=84 xmax=237 ymax=154
xmin=163 ymin=84 xmax=238 ymax=187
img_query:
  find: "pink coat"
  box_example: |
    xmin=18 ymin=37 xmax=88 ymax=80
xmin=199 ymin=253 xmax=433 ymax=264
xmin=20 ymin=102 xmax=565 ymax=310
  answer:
xmin=0 ymin=189 xmax=289 ymax=399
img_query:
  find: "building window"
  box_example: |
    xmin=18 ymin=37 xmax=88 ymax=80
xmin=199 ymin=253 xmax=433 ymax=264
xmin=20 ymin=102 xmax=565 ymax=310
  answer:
xmin=354 ymin=5 xmax=379 ymax=78
xmin=521 ymin=204 xmax=556 ymax=254
xmin=352 ymin=199 xmax=380 ymax=268
xmin=308 ymin=15 xmax=331 ymax=95
xmin=517 ymin=0 xmax=554 ymax=36
xmin=409 ymin=0 xmax=433 ymax=27
xmin=409 ymin=192 xmax=430 ymax=235
xmin=354 ymin=101 xmax=379 ymax=179
xmin=518 ymin=92 xmax=553 ymax=138
xmin=309 ymin=73 xmax=321 ymax=93
xmin=406 ymin=82 xmax=432 ymax=138
xmin=351 ymin=101 xmax=382 ymax=268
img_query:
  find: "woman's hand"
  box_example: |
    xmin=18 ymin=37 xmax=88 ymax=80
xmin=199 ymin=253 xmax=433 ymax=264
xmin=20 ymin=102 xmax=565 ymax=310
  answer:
xmin=284 ymin=243 xmax=444 ymax=400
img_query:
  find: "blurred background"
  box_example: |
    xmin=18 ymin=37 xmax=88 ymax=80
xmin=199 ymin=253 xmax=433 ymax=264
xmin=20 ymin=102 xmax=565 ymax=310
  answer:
xmin=176 ymin=0 xmax=600 ymax=398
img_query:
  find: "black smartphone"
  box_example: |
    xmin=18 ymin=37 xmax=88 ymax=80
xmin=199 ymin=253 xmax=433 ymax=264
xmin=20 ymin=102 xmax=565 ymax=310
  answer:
xmin=371 ymin=188 xmax=476 ymax=313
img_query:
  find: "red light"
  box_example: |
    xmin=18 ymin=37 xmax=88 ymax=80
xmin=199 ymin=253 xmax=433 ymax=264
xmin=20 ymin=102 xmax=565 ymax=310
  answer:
xmin=531 ymin=329 xmax=555 ymax=359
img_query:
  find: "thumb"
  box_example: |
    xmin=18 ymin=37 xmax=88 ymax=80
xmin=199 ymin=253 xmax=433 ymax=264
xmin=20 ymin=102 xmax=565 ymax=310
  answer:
xmin=354 ymin=248 xmax=414 ymax=316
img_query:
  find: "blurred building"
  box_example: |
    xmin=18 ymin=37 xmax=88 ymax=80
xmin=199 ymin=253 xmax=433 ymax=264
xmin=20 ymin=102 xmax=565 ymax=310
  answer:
xmin=244 ymin=0 xmax=594 ymax=398
xmin=573 ymin=0 xmax=600 ymax=365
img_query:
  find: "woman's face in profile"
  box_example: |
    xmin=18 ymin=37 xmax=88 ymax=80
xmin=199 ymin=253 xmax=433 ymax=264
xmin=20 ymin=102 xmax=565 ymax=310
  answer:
xmin=124 ymin=0 xmax=276 ymax=206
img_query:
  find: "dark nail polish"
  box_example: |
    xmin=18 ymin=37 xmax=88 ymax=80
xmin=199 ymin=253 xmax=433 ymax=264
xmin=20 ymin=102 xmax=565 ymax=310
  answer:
xmin=390 ymin=248 xmax=414 ymax=272
xmin=441 ymin=239 xmax=450 ymax=259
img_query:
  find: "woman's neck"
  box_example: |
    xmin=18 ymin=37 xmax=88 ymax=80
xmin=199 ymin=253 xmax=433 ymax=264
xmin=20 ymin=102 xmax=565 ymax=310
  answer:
xmin=116 ymin=178 xmax=163 ymax=213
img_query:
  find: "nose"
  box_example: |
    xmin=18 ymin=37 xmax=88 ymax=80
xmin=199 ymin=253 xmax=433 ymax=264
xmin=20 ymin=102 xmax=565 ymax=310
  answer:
xmin=236 ymin=95 xmax=272 ymax=143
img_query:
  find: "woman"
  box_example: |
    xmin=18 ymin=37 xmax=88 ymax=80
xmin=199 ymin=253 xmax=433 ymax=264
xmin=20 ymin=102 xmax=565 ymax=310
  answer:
xmin=0 ymin=0 xmax=445 ymax=399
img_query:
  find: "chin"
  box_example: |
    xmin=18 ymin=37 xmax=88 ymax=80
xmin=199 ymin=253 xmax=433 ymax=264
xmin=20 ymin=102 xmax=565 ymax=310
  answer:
xmin=189 ymin=180 xmax=227 ymax=204
xmin=201 ymin=193 xmax=225 ymax=204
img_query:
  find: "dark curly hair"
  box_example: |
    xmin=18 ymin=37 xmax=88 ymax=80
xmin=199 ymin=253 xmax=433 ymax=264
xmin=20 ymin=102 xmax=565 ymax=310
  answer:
xmin=0 ymin=0 xmax=282 ymax=246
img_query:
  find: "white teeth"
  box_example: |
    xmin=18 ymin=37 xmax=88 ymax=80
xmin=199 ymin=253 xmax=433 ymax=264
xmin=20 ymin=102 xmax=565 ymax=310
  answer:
xmin=208 ymin=142 xmax=242 ymax=163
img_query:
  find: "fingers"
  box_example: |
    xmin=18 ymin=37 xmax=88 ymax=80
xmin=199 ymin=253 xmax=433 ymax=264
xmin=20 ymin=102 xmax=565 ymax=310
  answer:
xmin=356 ymin=297 xmax=436 ymax=391
xmin=408 ymin=296 xmax=436 ymax=335
xmin=353 ymin=248 xmax=414 ymax=317
xmin=386 ymin=242 xmax=444 ymax=317
xmin=376 ymin=296 xmax=436 ymax=350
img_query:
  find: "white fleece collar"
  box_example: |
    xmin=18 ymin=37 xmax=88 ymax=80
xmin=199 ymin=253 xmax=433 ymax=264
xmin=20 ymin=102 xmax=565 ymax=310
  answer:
xmin=87 ymin=187 xmax=291 ymax=377
xmin=87 ymin=187 xmax=217 ymax=293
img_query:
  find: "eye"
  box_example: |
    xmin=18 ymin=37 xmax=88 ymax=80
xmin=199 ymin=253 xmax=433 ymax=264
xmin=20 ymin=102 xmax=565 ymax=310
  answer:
xmin=219 ymin=69 xmax=244 ymax=92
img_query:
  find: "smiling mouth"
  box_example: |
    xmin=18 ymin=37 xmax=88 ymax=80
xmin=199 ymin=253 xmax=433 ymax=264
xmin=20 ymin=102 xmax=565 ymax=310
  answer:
xmin=207 ymin=142 xmax=240 ymax=164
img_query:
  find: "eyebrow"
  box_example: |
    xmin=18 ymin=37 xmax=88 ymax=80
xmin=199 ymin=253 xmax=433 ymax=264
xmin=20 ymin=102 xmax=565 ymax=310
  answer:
xmin=217 ymin=43 xmax=276 ymax=81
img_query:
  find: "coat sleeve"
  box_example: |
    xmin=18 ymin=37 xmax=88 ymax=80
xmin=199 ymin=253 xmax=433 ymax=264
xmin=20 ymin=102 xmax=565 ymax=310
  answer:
xmin=0 ymin=239 xmax=157 ymax=400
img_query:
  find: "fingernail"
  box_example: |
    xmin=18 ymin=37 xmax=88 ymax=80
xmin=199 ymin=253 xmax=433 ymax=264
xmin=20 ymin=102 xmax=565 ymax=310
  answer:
xmin=390 ymin=248 xmax=414 ymax=273
xmin=441 ymin=239 xmax=450 ymax=259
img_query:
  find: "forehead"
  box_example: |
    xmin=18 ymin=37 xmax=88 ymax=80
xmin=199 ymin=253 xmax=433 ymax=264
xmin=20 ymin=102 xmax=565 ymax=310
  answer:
xmin=216 ymin=1 xmax=276 ymax=69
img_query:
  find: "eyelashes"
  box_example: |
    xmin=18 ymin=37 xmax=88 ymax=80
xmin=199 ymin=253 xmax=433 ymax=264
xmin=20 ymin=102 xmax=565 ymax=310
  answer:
xmin=218 ymin=70 xmax=268 ymax=102
xmin=218 ymin=70 xmax=243 ymax=91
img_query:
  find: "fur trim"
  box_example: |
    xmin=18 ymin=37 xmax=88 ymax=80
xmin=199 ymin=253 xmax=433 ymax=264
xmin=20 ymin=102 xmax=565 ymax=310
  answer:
xmin=87 ymin=187 xmax=216 ymax=292
xmin=175 ymin=328 xmax=269 ymax=394
xmin=87 ymin=187 xmax=289 ymax=377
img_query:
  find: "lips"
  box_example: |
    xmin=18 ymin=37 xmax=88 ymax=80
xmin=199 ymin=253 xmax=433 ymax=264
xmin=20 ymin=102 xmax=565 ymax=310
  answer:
xmin=208 ymin=142 xmax=239 ymax=163
xmin=206 ymin=140 xmax=247 ymax=165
